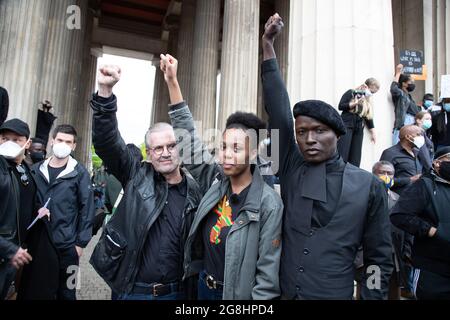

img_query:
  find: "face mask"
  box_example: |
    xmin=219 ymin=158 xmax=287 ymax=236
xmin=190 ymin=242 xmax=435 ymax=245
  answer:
xmin=411 ymin=136 xmax=425 ymax=149
xmin=407 ymin=83 xmax=416 ymax=92
xmin=364 ymin=89 xmax=373 ymax=97
xmin=444 ymin=103 xmax=450 ymax=112
xmin=379 ymin=174 xmax=394 ymax=190
xmin=52 ymin=143 xmax=72 ymax=159
xmin=423 ymin=100 xmax=433 ymax=109
xmin=30 ymin=151 xmax=46 ymax=164
xmin=439 ymin=161 xmax=450 ymax=182
xmin=0 ymin=140 xmax=27 ymax=159
xmin=422 ymin=120 xmax=432 ymax=130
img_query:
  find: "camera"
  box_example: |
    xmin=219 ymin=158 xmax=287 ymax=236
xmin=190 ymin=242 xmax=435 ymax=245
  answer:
xmin=353 ymin=90 xmax=366 ymax=98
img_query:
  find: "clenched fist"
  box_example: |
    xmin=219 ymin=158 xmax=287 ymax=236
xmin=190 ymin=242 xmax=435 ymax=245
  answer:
xmin=97 ymin=65 xmax=121 ymax=98
xmin=263 ymin=13 xmax=284 ymax=43
xmin=160 ymin=54 xmax=178 ymax=84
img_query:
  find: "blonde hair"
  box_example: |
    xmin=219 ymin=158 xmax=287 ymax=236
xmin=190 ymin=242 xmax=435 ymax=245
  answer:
xmin=351 ymin=78 xmax=379 ymax=121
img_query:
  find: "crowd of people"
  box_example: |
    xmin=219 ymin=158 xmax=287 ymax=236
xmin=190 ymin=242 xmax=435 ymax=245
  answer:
xmin=0 ymin=13 xmax=449 ymax=301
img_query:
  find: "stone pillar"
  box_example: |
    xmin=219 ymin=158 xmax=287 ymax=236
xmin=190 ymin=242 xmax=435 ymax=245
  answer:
xmin=275 ymin=0 xmax=290 ymax=83
xmin=38 ymin=0 xmax=76 ymax=137
xmin=0 ymin=0 xmax=51 ymax=133
xmin=74 ymin=52 xmax=98 ymax=168
xmin=189 ymin=0 xmax=221 ymax=134
xmin=218 ymin=0 xmax=260 ymax=131
xmin=63 ymin=0 xmax=89 ymax=126
xmin=176 ymin=0 xmax=196 ymax=104
xmin=288 ymin=0 xmax=396 ymax=171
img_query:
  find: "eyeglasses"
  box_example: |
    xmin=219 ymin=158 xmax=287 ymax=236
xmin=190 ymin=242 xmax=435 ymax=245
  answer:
xmin=16 ymin=164 xmax=29 ymax=186
xmin=150 ymin=143 xmax=177 ymax=156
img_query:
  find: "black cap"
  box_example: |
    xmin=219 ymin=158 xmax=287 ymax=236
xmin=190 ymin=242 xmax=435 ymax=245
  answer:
xmin=0 ymin=119 xmax=30 ymax=139
xmin=293 ymin=100 xmax=347 ymax=137
xmin=434 ymin=146 xmax=450 ymax=160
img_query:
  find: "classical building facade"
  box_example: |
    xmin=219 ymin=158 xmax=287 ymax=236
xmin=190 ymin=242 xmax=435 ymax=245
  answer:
xmin=0 ymin=0 xmax=449 ymax=170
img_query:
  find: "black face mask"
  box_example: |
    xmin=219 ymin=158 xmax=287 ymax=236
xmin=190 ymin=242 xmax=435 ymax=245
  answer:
xmin=30 ymin=151 xmax=46 ymax=164
xmin=438 ymin=161 xmax=450 ymax=181
xmin=407 ymin=83 xmax=416 ymax=92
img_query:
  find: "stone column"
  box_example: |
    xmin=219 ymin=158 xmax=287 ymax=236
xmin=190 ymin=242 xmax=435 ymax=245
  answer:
xmin=176 ymin=0 xmax=196 ymax=104
xmin=287 ymin=0 xmax=396 ymax=171
xmin=218 ymin=0 xmax=260 ymax=131
xmin=37 ymin=0 xmax=76 ymax=138
xmin=189 ymin=0 xmax=221 ymax=134
xmin=74 ymin=52 xmax=98 ymax=168
xmin=63 ymin=0 xmax=89 ymax=125
xmin=0 ymin=0 xmax=51 ymax=133
xmin=274 ymin=0 xmax=290 ymax=84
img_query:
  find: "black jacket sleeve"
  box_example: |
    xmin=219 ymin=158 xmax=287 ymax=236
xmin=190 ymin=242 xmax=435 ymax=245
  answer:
xmin=360 ymin=178 xmax=393 ymax=300
xmin=261 ymin=59 xmax=302 ymax=178
xmin=390 ymin=179 xmax=434 ymax=238
xmin=75 ymin=165 xmax=95 ymax=248
xmin=338 ymin=90 xmax=354 ymax=112
xmin=90 ymin=93 xmax=140 ymax=187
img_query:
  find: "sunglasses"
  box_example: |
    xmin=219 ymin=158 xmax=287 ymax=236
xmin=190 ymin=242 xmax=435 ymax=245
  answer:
xmin=16 ymin=164 xmax=29 ymax=186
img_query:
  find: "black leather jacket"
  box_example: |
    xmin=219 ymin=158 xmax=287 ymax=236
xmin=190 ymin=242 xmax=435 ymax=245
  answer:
xmin=0 ymin=157 xmax=36 ymax=297
xmin=88 ymin=94 xmax=202 ymax=295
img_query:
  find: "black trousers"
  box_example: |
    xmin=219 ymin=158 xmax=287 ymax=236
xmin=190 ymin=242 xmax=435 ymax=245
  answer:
xmin=57 ymin=247 xmax=79 ymax=300
xmin=337 ymin=123 xmax=364 ymax=167
xmin=416 ymin=269 xmax=450 ymax=300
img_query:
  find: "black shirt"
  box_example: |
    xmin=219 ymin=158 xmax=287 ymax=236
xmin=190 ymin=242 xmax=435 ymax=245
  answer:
xmin=311 ymin=154 xmax=345 ymax=228
xmin=202 ymin=185 xmax=250 ymax=282
xmin=48 ymin=164 xmax=67 ymax=183
xmin=380 ymin=143 xmax=424 ymax=195
xmin=9 ymin=161 xmax=36 ymax=243
xmin=137 ymin=176 xmax=187 ymax=284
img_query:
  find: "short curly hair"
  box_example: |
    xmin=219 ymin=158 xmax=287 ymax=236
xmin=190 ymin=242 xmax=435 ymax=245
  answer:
xmin=225 ymin=112 xmax=267 ymax=144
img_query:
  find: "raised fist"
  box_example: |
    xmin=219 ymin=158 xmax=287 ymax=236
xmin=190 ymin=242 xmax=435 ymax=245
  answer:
xmin=160 ymin=54 xmax=178 ymax=83
xmin=98 ymin=65 xmax=121 ymax=89
xmin=263 ymin=13 xmax=284 ymax=42
xmin=396 ymin=64 xmax=404 ymax=73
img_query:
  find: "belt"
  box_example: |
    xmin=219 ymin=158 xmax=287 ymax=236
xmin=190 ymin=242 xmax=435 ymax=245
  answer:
xmin=131 ymin=282 xmax=181 ymax=297
xmin=202 ymin=272 xmax=224 ymax=290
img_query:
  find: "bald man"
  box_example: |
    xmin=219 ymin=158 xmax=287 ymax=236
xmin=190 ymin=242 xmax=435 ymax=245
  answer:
xmin=380 ymin=125 xmax=427 ymax=195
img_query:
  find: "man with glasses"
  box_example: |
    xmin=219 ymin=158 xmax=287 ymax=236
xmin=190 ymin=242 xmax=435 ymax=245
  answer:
xmin=0 ymin=119 xmax=49 ymax=299
xmin=89 ymin=65 xmax=201 ymax=300
xmin=391 ymin=147 xmax=450 ymax=299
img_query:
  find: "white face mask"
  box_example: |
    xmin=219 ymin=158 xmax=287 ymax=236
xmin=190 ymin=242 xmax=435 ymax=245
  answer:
xmin=412 ymin=136 xmax=425 ymax=149
xmin=0 ymin=140 xmax=27 ymax=159
xmin=364 ymin=89 xmax=373 ymax=97
xmin=52 ymin=143 xmax=73 ymax=159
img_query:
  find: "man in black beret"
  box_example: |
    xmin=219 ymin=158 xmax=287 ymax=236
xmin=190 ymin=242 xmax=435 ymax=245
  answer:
xmin=391 ymin=146 xmax=450 ymax=300
xmin=261 ymin=14 xmax=393 ymax=300
xmin=0 ymin=119 xmax=50 ymax=299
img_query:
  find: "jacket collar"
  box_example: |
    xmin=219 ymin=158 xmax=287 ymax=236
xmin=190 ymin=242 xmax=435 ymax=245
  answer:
xmin=221 ymin=165 xmax=266 ymax=221
xmin=39 ymin=156 xmax=78 ymax=183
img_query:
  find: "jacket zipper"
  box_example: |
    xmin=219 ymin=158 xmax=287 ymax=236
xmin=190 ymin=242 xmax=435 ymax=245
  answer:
xmin=10 ymin=170 xmax=21 ymax=245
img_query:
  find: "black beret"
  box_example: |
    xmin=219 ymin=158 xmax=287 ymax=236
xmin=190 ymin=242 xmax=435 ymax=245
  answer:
xmin=0 ymin=118 xmax=30 ymax=139
xmin=434 ymin=146 xmax=450 ymax=160
xmin=293 ymin=100 xmax=346 ymax=136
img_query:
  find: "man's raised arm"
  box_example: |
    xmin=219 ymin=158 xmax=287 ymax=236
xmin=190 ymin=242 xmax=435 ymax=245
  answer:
xmin=91 ymin=65 xmax=139 ymax=186
xmin=261 ymin=14 xmax=301 ymax=177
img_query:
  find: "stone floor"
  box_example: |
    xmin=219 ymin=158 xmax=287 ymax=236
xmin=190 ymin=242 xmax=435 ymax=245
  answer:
xmin=76 ymin=230 xmax=111 ymax=300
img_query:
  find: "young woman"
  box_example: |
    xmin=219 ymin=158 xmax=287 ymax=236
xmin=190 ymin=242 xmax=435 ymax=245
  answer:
xmin=337 ymin=78 xmax=380 ymax=167
xmin=159 ymin=54 xmax=283 ymax=300
xmin=391 ymin=64 xmax=420 ymax=144
xmin=415 ymin=111 xmax=435 ymax=175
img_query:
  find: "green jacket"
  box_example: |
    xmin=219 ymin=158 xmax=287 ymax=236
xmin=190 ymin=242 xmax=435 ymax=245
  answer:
xmin=169 ymin=103 xmax=283 ymax=300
